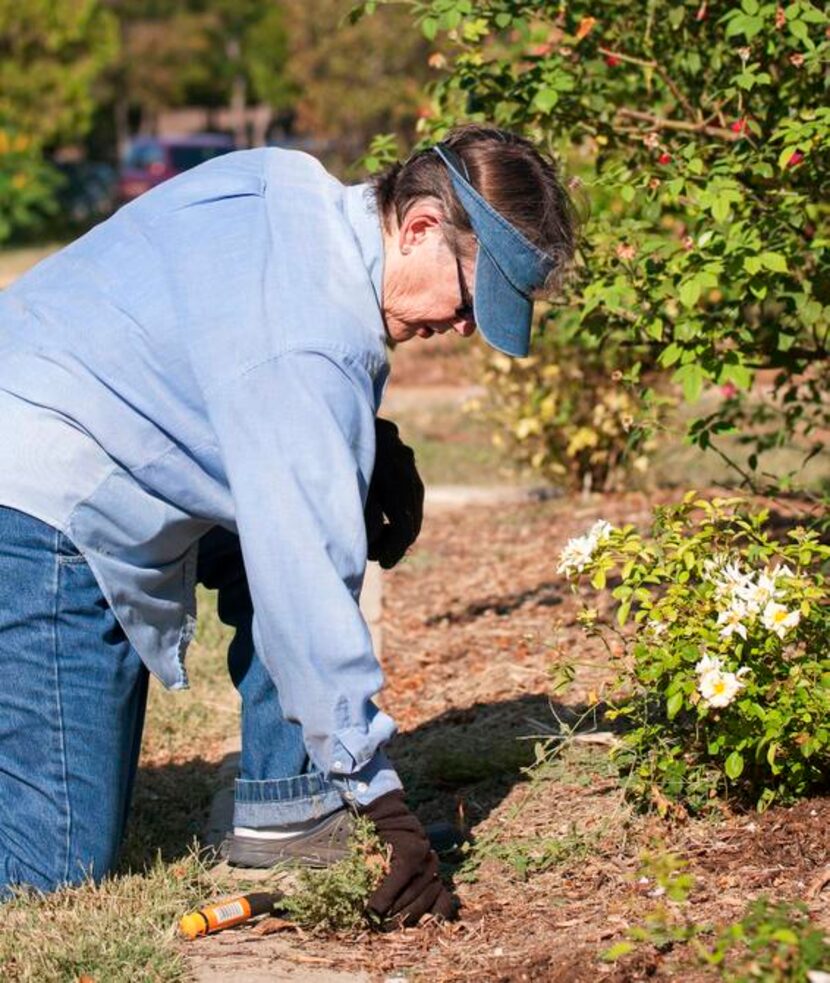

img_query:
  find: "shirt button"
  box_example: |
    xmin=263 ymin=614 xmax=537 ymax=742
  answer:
xmin=357 ymin=782 xmax=368 ymax=792
xmin=333 ymin=760 xmax=343 ymax=771
xmin=342 ymin=791 xmax=354 ymax=801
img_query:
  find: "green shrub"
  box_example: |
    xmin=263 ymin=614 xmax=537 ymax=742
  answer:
xmin=559 ymin=494 xmax=830 ymax=811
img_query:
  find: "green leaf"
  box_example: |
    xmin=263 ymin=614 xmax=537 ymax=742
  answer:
xmin=672 ymin=362 xmax=707 ymax=403
xmin=743 ymin=255 xmax=763 ymax=275
xmin=667 ymin=691 xmax=684 ymax=720
xmin=760 ymin=251 xmax=789 ymax=273
xmin=659 ymin=342 xmax=683 ymax=367
xmin=725 ymin=751 xmax=744 ymax=779
xmin=533 ymin=88 xmax=559 ymax=113
xmin=789 ymin=19 xmax=809 ymax=41
xmin=741 ymin=0 xmax=759 ymax=13
xmin=679 ymin=279 xmax=702 ymax=309
xmin=422 ymin=16 xmax=438 ymax=39
xmin=712 ymin=197 xmax=731 ymax=222
xmin=617 ymin=600 xmax=631 ymax=627
xmin=602 ymin=942 xmax=635 ymax=961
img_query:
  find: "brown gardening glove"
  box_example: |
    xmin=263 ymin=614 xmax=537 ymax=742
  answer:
xmin=357 ymin=790 xmax=459 ymax=928
xmin=365 ymin=418 xmax=424 ymax=570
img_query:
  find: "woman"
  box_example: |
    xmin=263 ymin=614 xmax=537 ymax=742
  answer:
xmin=0 ymin=124 xmax=576 ymax=924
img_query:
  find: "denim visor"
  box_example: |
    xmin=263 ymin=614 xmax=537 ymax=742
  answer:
xmin=433 ymin=143 xmax=556 ymax=358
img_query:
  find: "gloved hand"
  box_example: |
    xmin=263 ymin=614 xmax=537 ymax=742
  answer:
xmin=365 ymin=418 xmax=424 ymax=569
xmin=358 ymin=790 xmax=458 ymax=928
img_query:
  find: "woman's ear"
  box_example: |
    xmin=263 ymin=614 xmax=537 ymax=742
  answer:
xmin=397 ymin=199 xmax=444 ymax=252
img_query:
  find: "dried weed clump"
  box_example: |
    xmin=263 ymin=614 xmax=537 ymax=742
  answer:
xmin=282 ymin=815 xmax=388 ymax=933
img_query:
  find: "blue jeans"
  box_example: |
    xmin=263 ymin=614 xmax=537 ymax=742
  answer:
xmin=0 ymin=509 xmax=342 ymax=896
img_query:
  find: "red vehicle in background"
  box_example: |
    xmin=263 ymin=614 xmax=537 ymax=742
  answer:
xmin=117 ymin=134 xmax=236 ymax=203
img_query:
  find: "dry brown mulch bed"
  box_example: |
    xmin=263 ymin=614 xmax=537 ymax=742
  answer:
xmin=188 ymin=492 xmax=828 ymax=982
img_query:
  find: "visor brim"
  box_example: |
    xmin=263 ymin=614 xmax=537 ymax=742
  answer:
xmin=473 ymin=246 xmax=533 ymax=358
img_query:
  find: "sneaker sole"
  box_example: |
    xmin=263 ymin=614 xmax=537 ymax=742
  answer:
xmin=223 ymin=817 xmax=466 ymax=869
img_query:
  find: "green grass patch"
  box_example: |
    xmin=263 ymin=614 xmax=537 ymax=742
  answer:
xmin=457 ymin=825 xmax=594 ymax=884
xmin=0 ymin=853 xmax=213 ymax=982
xmin=392 ymin=398 xmax=530 ymax=487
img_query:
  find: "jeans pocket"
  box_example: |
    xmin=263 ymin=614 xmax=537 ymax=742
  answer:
xmin=56 ymin=531 xmax=87 ymax=565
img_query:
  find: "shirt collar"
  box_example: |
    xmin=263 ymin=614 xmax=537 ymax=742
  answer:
xmin=343 ymin=183 xmax=384 ymax=309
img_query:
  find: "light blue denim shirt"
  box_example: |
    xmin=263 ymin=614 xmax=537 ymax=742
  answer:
xmin=0 ymin=148 xmax=401 ymax=803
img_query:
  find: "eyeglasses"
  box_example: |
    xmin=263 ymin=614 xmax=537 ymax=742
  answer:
xmin=454 ymin=255 xmax=475 ymax=323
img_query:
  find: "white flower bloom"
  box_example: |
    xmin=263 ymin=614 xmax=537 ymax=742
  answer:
xmin=587 ymin=519 xmax=613 ymax=545
xmin=737 ymin=569 xmax=783 ymax=614
xmin=648 ymin=618 xmax=667 ymax=636
xmin=557 ymin=535 xmax=597 ymax=575
xmin=762 ymin=601 xmax=800 ymax=639
xmin=717 ymin=601 xmax=750 ymax=640
xmin=556 ymin=519 xmax=614 ymax=575
xmin=698 ymin=667 xmax=746 ymax=709
xmin=695 ymin=653 xmax=722 ymax=675
xmin=702 ymin=553 xmax=730 ymax=579
xmin=714 ymin=561 xmax=752 ymax=600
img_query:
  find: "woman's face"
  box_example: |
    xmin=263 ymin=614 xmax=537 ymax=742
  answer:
xmin=380 ymin=203 xmax=477 ymax=345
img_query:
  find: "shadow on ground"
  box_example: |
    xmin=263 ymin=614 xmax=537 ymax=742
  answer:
xmin=118 ymin=694 xmax=613 ymax=874
xmin=120 ymin=757 xmax=220 ymax=871
xmin=387 ymin=694 xmax=610 ymax=829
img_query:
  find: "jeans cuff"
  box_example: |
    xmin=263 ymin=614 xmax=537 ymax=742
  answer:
xmin=233 ymin=774 xmax=344 ymax=827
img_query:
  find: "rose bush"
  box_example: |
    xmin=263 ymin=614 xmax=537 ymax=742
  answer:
xmin=558 ymin=494 xmax=830 ymax=811
xmin=359 ymin=0 xmax=830 ymax=493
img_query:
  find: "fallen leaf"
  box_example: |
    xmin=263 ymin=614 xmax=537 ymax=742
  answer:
xmin=249 ymin=916 xmax=298 ymax=936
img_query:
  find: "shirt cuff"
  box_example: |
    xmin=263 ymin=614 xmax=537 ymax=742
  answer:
xmin=330 ymin=749 xmax=402 ymax=807
xmin=310 ymin=704 xmax=397 ymax=778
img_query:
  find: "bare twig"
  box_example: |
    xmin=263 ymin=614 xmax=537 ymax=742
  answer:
xmin=615 ymin=107 xmax=741 ymax=141
xmin=598 ymin=46 xmax=699 ymax=121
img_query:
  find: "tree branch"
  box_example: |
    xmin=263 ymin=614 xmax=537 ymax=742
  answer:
xmin=598 ymin=46 xmax=698 ymax=121
xmin=614 ymin=107 xmax=741 ymax=142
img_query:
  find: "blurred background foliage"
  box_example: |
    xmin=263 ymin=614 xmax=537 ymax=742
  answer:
xmin=0 ymin=0 xmax=429 ymax=239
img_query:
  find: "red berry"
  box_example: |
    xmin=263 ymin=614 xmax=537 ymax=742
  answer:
xmin=787 ymin=150 xmax=805 ymax=167
xmin=658 ymin=152 xmax=672 ymax=165
xmin=730 ymin=119 xmax=748 ymax=134
xmin=604 ymin=54 xmax=621 ymax=67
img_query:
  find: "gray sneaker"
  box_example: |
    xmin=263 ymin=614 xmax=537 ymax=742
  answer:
xmin=223 ymin=809 xmax=354 ymax=869
xmin=222 ymin=810 xmax=465 ymax=869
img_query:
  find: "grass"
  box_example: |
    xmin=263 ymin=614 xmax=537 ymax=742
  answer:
xmin=0 ymin=854 xmax=215 ymax=983
xmin=0 ymin=589 xmax=236 ymax=981
xmin=390 ymin=396 xmax=534 ymax=487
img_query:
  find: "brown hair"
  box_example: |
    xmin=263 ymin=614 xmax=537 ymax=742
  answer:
xmin=369 ymin=123 xmax=580 ymax=296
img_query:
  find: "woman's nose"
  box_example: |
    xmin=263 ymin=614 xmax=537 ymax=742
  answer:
xmin=452 ymin=319 xmax=477 ymax=337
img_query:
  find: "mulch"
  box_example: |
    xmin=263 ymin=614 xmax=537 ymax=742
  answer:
xmin=186 ymin=490 xmax=828 ymax=982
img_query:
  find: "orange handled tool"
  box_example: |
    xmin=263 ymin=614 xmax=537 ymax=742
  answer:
xmin=179 ymin=890 xmax=285 ymax=939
